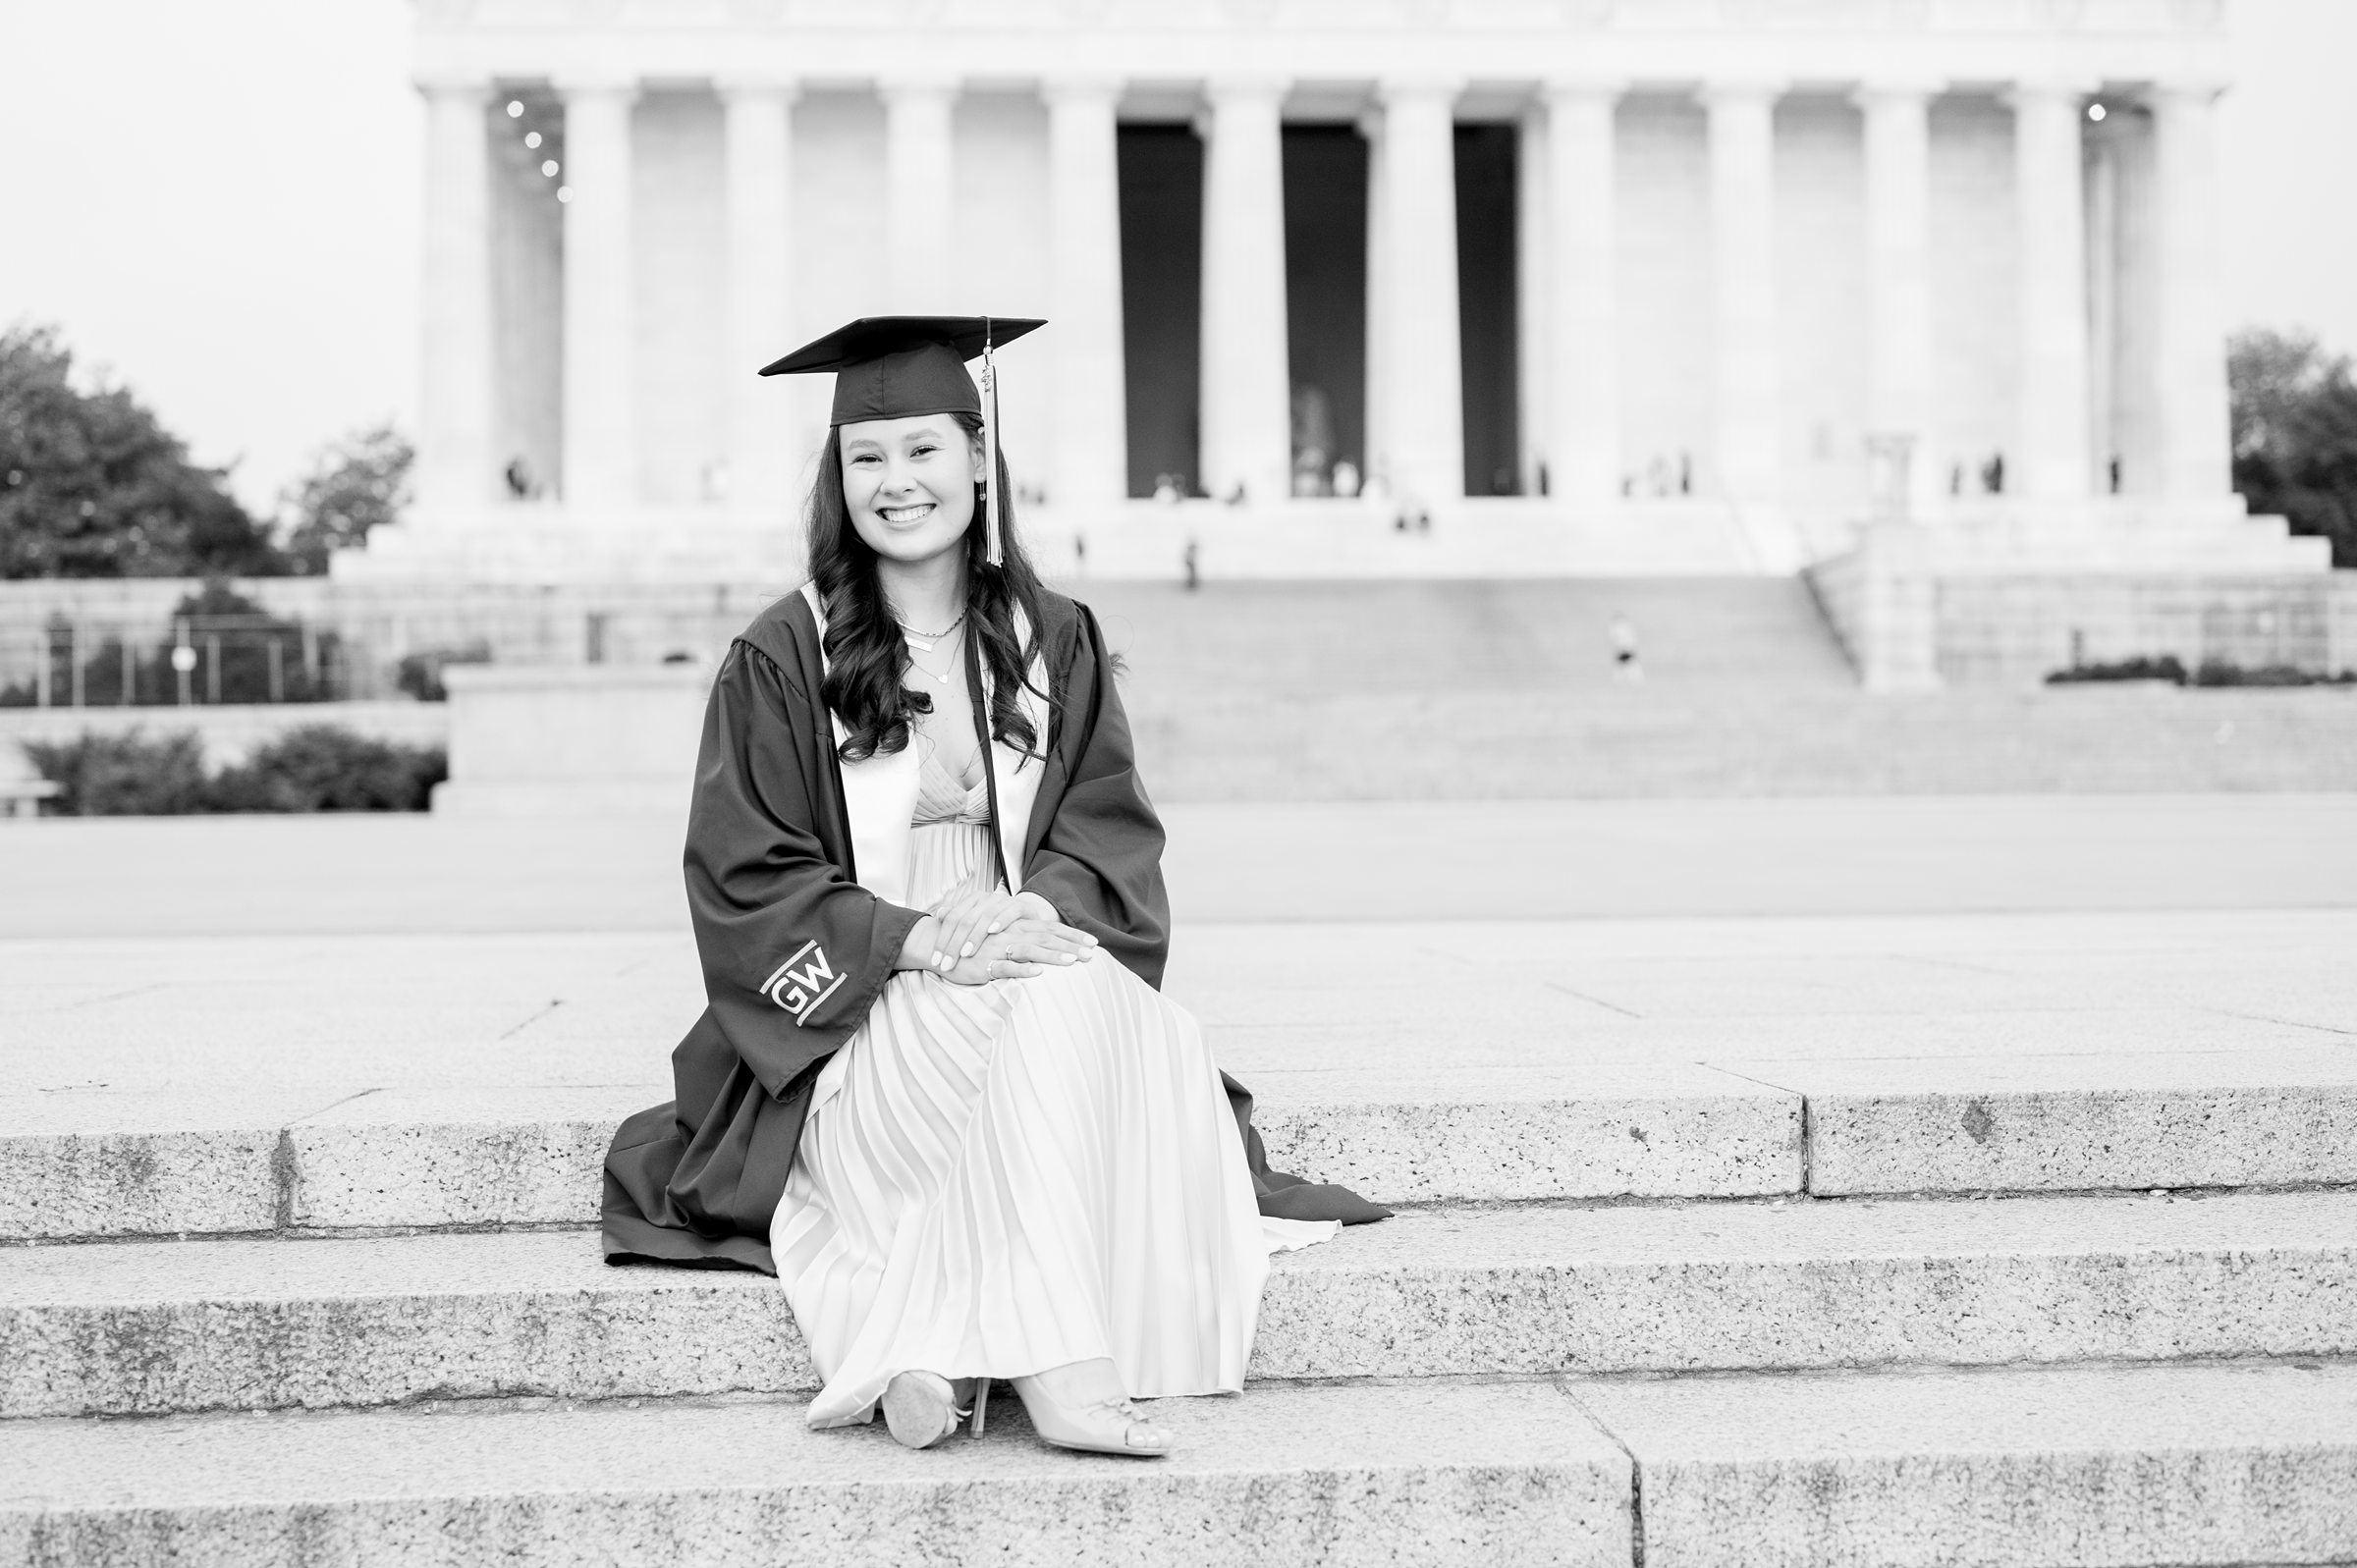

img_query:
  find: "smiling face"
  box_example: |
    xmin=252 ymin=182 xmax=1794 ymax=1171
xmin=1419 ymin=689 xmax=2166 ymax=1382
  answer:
xmin=839 ymin=414 xmax=984 ymax=567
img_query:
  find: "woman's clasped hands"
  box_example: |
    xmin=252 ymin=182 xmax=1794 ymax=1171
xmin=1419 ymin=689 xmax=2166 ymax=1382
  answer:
xmin=921 ymin=887 xmax=1098 ymax=986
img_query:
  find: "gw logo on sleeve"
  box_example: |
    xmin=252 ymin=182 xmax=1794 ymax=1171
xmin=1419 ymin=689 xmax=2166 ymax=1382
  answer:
xmin=762 ymin=941 xmax=848 ymax=1024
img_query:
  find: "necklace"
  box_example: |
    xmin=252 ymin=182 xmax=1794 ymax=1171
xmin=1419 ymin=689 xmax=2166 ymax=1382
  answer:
xmin=904 ymin=622 xmax=963 ymax=685
xmin=898 ymin=610 xmax=967 ymax=653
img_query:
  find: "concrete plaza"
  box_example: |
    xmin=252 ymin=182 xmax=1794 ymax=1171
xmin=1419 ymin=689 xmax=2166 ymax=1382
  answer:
xmin=4 ymin=792 xmax=2355 ymax=939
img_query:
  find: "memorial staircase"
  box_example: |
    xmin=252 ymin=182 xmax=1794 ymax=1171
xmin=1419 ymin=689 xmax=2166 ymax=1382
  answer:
xmin=1082 ymin=578 xmax=2357 ymax=799
xmin=6 ymin=912 xmax=2357 ymax=1566
xmin=1080 ymin=576 xmax=1862 ymax=702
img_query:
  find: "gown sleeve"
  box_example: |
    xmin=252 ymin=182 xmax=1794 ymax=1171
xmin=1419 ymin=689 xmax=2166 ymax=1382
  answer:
xmin=1019 ymin=603 xmax=1173 ymax=990
xmin=687 ymin=640 xmax=926 ymax=1097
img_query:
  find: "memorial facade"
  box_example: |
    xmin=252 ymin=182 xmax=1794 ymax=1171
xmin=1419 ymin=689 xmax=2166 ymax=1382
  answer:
xmin=348 ymin=0 xmax=2322 ymax=584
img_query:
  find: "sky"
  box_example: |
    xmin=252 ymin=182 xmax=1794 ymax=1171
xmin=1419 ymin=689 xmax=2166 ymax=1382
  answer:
xmin=0 ymin=0 xmax=2351 ymax=515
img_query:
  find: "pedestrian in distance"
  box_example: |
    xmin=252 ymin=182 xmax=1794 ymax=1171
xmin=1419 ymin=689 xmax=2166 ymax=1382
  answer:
xmin=1611 ymin=611 xmax=1644 ymax=685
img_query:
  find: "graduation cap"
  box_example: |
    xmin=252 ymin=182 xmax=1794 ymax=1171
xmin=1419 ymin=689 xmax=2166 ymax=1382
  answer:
xmin=761 ymin=315 xmax=1045 ymax=567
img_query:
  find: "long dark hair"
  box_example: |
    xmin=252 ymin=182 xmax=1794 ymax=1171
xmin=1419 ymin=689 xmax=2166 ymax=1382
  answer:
xmin=806 ymin=409 xmax=1054 ymax=763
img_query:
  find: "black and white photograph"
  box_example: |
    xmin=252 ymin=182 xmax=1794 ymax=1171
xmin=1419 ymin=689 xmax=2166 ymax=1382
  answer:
xmin=3 ymin=0 xmax=2355 ymax=1563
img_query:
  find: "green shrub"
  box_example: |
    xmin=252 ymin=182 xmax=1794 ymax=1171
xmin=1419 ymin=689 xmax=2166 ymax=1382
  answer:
xmin=2047 ymin=654 xmax=2356 ymax=688
xmin=20 ymin=724 xmax=444 ymax=814
xmin=207 ymin=726 xmax=446 ymax=812
xmin=2046 ymin=655 xmax=2188 ymax=685
xmin=2190 ymin=659 xmax=2357 ymax=688
xmin=21 ymin=730 xmax=211 ymax=815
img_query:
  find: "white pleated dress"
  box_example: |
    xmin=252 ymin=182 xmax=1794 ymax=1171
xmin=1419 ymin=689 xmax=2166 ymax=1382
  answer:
xmin=771 ymin=746 xmax=1336 ymax=1430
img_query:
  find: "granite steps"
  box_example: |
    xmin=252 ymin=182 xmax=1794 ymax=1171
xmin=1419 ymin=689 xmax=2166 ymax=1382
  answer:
xmin=5 ymin=1364 xmax=2353 ymax=1568
xmin=12 ymin=930 xmax=2357 ymax=1562
xmin=7 ymin=1191 xmax=2355 ymax=1420
xmin=12 ymin=1052 xmax=2357 ymax=1243
xmin=1085 ymin=579 xmax=2357 ymax=800
xmin=10 ymin=1076 xmax=2355 ymax=1564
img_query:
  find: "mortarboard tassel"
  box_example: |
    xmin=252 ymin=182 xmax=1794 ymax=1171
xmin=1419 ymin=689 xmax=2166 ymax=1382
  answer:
xmin=980 ymin=317 xmax=1003 ymax=568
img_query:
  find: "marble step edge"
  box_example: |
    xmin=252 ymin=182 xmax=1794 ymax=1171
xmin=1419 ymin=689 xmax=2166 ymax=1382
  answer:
xmin=14 ymin=1068 xmax=2357 ymax=1243
xmin=7 ymin=1081 xmax=1802 ymax=1242
xmin=6 ymin=1364 xmax=2355 ymax=1568
xmin=7 ymin=1192 xmax=2356 ymax=1419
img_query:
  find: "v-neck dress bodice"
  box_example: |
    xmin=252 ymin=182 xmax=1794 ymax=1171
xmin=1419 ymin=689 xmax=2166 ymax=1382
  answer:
xmin=902 ymin=741 xmax=996 ymax=919
xmin=910 ymin=742 xmax=990 ymax=828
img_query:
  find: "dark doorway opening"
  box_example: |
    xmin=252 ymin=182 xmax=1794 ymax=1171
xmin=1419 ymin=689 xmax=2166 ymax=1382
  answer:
xmin=1281 ymin=126 xmax=1369 ymax=497
xmin=1454 ymin=124 xmax=1520 ymax=496
xmin=1118 ymin=126 xmax=1204 ymax=499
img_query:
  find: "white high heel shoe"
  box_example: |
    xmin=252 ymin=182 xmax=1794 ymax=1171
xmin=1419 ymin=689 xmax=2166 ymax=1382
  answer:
xmin=1011 ymin=1378 xmax=1174 ymax=1458
xmin=880 ymin=1372 xmax=988 ymax=1449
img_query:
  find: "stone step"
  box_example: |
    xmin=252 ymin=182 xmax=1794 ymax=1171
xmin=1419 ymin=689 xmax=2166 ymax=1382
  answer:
xmin=1128 ymin=687 xmax=2357 ymax=800
xmin=8 ymin=1191 xmax=2351 ymax=1419
xmin=1574 ymin=1360 xmax=2357 ymax=1568
xmin=16 ymin=1046 xmax=2357 ymax=1243
xmin=1789 ymin=1048 xmax=2357 ymax=1198
xmin=0 ymin=1071 xmax=1805 ymax=1242
xmin=6 ymin=1363 xmax=2352 ymax=1568
xmin=0 ymin=1379 xmax=1633 ymax=1568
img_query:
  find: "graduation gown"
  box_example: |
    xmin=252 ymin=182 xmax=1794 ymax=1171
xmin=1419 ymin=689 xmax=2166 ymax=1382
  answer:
xmin=602 ymin=584 xmax=1384 ymax=1273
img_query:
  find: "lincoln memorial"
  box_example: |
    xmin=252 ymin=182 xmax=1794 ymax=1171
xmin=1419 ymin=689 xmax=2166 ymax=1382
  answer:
xmin=344 ymin=0 xmax=2327 ymax=586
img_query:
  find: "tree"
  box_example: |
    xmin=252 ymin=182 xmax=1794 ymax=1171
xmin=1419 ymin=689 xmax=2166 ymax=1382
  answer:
xmin=0 ymin=322 xmax=284 ymax=578
xmin=280 ymin=423 xmax=413 ymax=574
xmin=2230 ymin=328 xmax=2357 ymax=569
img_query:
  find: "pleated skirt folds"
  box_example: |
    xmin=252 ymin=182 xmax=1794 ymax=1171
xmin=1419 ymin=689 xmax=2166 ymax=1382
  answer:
xmin=771 ymin=822 xmax=1329 ymax=1430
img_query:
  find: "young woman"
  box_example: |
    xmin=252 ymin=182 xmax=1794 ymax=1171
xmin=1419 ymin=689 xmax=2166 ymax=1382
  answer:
xmin=602 ymin=316 xmax=1384 ymax=1459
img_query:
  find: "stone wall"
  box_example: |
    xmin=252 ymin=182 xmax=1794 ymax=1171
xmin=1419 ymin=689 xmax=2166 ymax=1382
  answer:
xmin=432 ymin=663 xmax=707 ymax=818
xmin=0 ymin=578 xmax=788 ymax=696
xmin=1935 ymin=573 xmax=2357 ymax=685
xmin=1810 ymin=546 xmax=2357 ymax=689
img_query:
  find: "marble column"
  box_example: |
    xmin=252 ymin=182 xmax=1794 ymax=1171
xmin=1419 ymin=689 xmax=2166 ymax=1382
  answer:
xmin=2150 ymin=80 xmax=2233 ymax=500
xmin=2085 ymin=119 xmax=2121 ymax=492
xmin=721 ymin=80 xmax=797 ymax=514
xmin=415 ymin=76 xmax=497 ymax=513
xmin=1516 ymin=105 xmax=1549 ymax=497
xmin=1360 ymin=109 xmax=1390 ymax=495
xmin=559 ymin=78 xmax=640 ymax=510
xmin=1197 ymin=78 xmax=1290 ymax=506
xmin=1857 ymin=80 xmax=1941 ymax=514
xmin=1375 ymin=77 xmax=1466 ymax=506
xmin=2007 ymin=79 xmax=2095 ymax=501
xmin=1545 ymin=80 xmax=1624 ymax=508
xmin=1703 ymin=81 xmax=1782 ymax=504
xmin=882 ymin=77 xmax=958 ymax=308
xmin=1046 ymin=80 xmax=1128 ymax=510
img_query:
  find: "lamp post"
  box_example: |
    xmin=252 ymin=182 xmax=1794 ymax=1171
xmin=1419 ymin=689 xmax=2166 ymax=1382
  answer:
xmin=171 ymin=621 xmax=195 ymax=707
